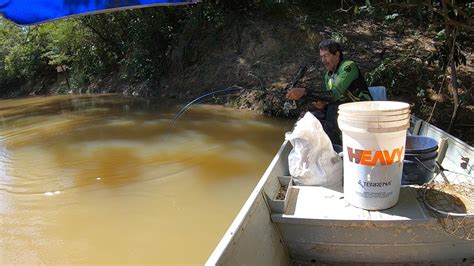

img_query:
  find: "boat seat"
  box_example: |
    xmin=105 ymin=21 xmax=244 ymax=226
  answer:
xmin=368 ymin=86 xmax=387 ymax=101
xmin=270 ymin=186 xmax=473 ymax=263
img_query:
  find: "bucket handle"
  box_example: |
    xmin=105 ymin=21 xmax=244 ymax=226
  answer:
xmin=412 ymin=157 xmax=444 ymax=185
xmin=413 ymin=156 xmax=438 ymax=174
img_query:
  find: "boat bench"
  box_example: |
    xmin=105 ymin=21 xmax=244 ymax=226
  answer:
xmin=272 ymin=185 xmax=431 ymax=223
xmin=270 ymin=185 xmax=473 ymax=263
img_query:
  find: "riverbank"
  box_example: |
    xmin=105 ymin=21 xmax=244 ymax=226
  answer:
xmin=1 ymin=4 xmax=472 ymax=144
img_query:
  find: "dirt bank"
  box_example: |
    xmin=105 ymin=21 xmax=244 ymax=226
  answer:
xmin=152 ymin=12 xmax=473 ymax=144
xmin=14 ymin=8 xmax=474 ymax=144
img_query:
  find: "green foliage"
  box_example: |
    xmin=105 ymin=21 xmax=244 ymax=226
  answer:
xmin=2 ymin=25 xmax=54 ymax=80
xmin=427 ymin=30 xmax=467 ymax=70
xmin=0 ymin=18 xmax=96 ymax=90
xmin=0 ymin=1 xmax=292 ymax=94
xmin=365 ymin=57 xmax=426 ymax=96
xmin=365 ymin=59 xmax=398 ymax=89
xmin=384 ymin=13 xmax=399 ymax=22
xmin=355 ymin=0 xmax=375 ymax=16
xmin=330 ymin=31 xmax=347 ymax=45
xmin=416 ymin=86 xmax=425 ymax=97
xmin=427 ymin=41 xmax=467 ymax=70
xmin=0 ymin=0 xmax=472 ymax=98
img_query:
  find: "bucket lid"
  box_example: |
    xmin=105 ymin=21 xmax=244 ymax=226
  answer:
xmin=339 ymin=101 xmax=410 ymax=115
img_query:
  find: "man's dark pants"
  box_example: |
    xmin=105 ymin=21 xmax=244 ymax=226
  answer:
xmin=310 ymin=102 xmax=342 ymax=145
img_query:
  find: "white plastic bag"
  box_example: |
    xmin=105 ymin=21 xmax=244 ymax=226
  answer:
xmin=285 ymin=112 xmax=342 ymax=188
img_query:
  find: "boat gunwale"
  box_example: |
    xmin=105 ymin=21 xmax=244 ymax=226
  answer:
xmin=205 ymin=140 xmax=290 ymax=265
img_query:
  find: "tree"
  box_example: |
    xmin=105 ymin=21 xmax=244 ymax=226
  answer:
xmin=369 ymin=0 xmax=472 ymax=132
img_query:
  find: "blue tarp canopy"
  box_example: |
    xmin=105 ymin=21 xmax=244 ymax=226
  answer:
xmin=0 ymin=0 xmax=199 ymax=25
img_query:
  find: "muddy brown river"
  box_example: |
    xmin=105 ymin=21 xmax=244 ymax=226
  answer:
xmin=0 ymin=94 xmax=292 ymax=264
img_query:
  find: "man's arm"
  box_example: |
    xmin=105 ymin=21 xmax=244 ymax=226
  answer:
xmin=306 ymin=89 xmax=338 ymax=103
xmin=286 ymin=87 xmax=306 ymax=100
xmin=286 ymin=86 xmax=337 ymax=102
xmin=306 ymin=61 xmax=360 ymax=103
xmin=286 ymin=61 xmax=360 ymax=103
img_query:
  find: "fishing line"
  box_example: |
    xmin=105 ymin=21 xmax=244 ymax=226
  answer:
xmin=167 ymin=65 xmax=308 ymax=136
xmin=167 ymin=85 xmax=244 ymax=136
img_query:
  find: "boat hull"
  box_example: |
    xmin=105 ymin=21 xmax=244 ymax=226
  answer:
xmin=207 ymin=117 xmax=474 ymax=265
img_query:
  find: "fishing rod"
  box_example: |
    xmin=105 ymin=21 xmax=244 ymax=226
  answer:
xmin=282 ymin=65 xmax=307 ymax=115
xmin=167 ymin=65 xmax=308 ymax=136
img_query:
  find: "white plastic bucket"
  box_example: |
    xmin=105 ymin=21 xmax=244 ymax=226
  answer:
xmin=338 ymin=101 xmax=410 ymax=210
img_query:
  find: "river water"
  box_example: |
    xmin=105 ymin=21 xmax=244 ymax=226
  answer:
xmin=0 ymin=94 xmax=292 ymax=264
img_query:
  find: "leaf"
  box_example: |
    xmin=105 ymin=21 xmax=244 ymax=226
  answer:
xmin=354 ymin=5 xmax=360 ymax=15
xmin=384 ymin=13 xmax=400 ymax=21
xmin=435 ymin=29 xmax=446 ymax=41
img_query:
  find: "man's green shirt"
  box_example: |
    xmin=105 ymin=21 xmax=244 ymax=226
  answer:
xmin=324 ymin=59 xmax=371 ymax=102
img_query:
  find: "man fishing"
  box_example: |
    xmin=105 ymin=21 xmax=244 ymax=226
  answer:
xmin=286 ymin=39 xmax=372 ymax=144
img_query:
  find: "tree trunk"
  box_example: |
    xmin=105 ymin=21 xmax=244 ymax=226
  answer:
xmin=61 ymin=65 xmax=72 ymax=94
xmin=447 ymin=44 xmax=460 ymax=133
xmin=442 ymin=0 xmax=460 ymax=133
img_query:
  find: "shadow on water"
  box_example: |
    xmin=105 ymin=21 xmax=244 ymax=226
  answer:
xmin=0 ymin=94 xmax=145 ymax=124
xmin=170 ymin=105 xmax=292 ymax=152
xmin=69 ymin=147 xmax=142 ymax=187
xmin=0 ymin=94 xmax=174 ymax=148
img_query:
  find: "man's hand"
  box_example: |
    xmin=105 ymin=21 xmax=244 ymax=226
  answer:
xmin=286 ymin=87 xmax=306 ymax=101
xmin=312 ymin=100 xmax=327 ymax=110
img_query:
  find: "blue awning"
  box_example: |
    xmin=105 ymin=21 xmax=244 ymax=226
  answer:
xmin=0 ymin=0 xmax=199 ymax=25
